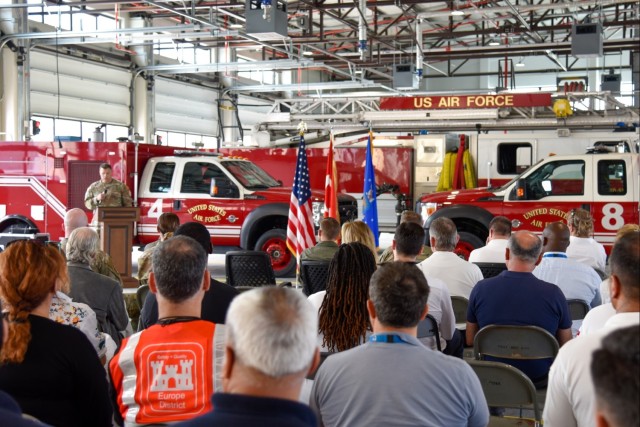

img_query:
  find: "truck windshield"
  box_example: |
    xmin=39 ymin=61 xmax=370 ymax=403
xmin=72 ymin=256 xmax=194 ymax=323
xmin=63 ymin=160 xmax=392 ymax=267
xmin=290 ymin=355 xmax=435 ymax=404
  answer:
xmin=223 ymin=161 xmax=281 ymax=189
xmin=493 ymin=158 xmax=545 ymax=191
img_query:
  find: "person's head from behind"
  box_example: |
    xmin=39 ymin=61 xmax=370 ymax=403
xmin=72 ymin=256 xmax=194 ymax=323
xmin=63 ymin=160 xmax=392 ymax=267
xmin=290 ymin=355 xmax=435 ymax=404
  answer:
xmin=368 ymin=262 xmax=430 ymax=330
xmin=591 ymin=325 xmax=639 ymax=427
xmin=150 ymin=235 xmax=209 ymax=303
xmin=318 ymin=217 xmax=340 ymax=242
xmin=173 ymin=222 xmax=213 ymax=254
xmin=489 ymin=216 xmax=512 ymax=240
xmin=157 ymin=212 xmax=180 ymax=235
xmin=319 ymin=242 xmax=377 ymax=352
xmin=428 ymin=217 xmax=458 ymax=252
xmin=506 ymin=231 xmax=543 ymax=271
xmin=393 ymin=222 xmax=425 ymax=259
xmin=66 ymin=227 xmax=99 ymax=264
xmin=542 ymin=221 xmax=570 ymax=253
xmin=0 ymin=240 xmax=68 ymax=363
xmin=400 ymin=210 xmax=423 ymax=226
xmin=224 ymin=287 xmax=318 ymax=394
xmin=341 ymin=221 xmax=377 ymax=259
xmin=64 ymin=208 xmax=88 ymax=236
xmin=567 ymin=208 xmax=594 ymax=238
xmin=608 ymin=230 xmax=639 ymax=309
xmin=99 ymin=163 xmax=113 ymax=183
xmin=616 ymin=223 xmax=640 ymax=241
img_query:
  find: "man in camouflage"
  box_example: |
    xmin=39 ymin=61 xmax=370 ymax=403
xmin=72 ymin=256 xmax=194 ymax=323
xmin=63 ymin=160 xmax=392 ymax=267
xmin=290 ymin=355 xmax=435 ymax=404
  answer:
xmin=137 ymin=212 xmax=180 ymax=286
xmin=84 ymin=163 xmax=133 ymax=210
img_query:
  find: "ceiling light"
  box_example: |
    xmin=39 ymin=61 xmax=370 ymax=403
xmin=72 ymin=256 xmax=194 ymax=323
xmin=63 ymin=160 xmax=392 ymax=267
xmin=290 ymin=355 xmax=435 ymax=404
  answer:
xmin=515 ymin=61 xmax=525 ymax=67
xmin=488 ymin=41 xmax=500 ymax=46
xmin=450 ymin=10 xmax=464 ymax=16
xmin=302 ymin=50 xmax=314 ymax=56
xmin=229 ymin=23 xmax=243 ymax=29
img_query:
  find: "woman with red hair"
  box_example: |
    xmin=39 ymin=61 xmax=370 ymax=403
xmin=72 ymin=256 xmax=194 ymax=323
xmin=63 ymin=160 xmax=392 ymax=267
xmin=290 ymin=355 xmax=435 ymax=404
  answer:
xmin=0 ymin=240 xmax=112 ymax=427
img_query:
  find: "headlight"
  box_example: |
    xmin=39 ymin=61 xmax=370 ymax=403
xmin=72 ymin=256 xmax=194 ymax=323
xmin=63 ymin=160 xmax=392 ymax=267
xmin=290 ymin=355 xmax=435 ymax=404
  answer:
xmin=312 ymin=201 xmax=324 ymax=227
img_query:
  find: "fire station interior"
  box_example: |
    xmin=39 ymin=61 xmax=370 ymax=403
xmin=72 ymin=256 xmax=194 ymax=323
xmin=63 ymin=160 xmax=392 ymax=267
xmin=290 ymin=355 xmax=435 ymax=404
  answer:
xmin=0 ymin=0 xmax=639 ymax=425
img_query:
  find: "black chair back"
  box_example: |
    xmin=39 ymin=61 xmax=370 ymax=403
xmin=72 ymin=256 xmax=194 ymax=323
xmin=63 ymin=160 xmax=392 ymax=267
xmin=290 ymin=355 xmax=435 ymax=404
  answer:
xmin=451 ymin=295 xmax=469 ymax=324
xmin=417 ymin=314 xmax=442 ymax=351
xmin=300 ymin=260 xmax=331 ymax=296
xmin=566 ymin=299 xmax=590 ymax=321
xmin=225 ymin=250 xmax=276 ymax=288
xmin=473 ymin=262 xmax=508 ymax=279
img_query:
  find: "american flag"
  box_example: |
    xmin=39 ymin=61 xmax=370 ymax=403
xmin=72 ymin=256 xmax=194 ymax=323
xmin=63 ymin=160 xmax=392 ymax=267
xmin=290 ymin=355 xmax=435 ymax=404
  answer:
xmin=286 ymin=134 xmax=316 ymax=258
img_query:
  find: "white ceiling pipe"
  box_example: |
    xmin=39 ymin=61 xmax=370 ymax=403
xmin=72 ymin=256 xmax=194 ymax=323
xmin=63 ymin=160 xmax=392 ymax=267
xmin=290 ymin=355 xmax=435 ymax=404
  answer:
xmin=358 ymin=0 xmax=367 ymax=61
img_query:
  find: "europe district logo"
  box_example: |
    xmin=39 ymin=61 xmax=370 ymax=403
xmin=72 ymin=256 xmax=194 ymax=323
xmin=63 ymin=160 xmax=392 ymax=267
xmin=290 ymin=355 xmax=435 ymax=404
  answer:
xmin=141 ymin=343 xmax=208 ymax=418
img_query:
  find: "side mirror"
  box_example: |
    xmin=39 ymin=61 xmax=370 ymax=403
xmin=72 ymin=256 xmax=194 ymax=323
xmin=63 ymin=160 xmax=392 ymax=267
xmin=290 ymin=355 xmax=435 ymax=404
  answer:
xmin=210 ymin=178 xmax=239 ymax=198
xmin=515 ymin=179 xmax=527 ymax=200
xmin=541 ymin=180 xmax=552 ymax=193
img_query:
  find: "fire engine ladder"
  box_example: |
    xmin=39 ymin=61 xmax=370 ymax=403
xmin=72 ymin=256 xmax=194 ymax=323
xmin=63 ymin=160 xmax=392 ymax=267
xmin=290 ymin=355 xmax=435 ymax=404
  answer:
xmin=217 ymin=97 xmax=244 ymax=145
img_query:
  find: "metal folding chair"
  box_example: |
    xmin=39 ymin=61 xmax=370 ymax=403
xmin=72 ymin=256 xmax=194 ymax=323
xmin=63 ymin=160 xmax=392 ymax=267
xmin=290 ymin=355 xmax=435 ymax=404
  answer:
xmin=225 ymin=250 xmax=276 ymax=288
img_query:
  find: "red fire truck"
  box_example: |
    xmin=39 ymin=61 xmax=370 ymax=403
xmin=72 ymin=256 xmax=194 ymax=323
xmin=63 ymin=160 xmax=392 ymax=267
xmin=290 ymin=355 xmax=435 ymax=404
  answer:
xmin=0 ymin=141 xmax=357 ymax=276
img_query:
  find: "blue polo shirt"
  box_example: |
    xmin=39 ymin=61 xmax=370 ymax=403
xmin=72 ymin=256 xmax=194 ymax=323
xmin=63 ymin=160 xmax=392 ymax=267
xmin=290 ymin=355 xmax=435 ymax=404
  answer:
xmin=467 ymin=270 xmax=572 ymax=382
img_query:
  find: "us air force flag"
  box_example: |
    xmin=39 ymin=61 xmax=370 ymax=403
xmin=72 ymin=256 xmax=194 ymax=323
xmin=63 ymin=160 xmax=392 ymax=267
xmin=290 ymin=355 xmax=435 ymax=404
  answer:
xmin=362 ymin=133 xmax=379 ymax=247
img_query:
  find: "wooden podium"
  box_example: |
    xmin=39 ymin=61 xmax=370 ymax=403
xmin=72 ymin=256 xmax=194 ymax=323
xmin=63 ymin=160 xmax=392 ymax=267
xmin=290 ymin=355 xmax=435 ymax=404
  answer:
xmin=96 ymin=207 xmax=140 ymax=288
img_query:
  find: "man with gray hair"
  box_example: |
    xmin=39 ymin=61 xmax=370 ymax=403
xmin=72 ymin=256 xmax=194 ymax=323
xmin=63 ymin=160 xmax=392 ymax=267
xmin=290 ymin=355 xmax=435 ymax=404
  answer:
xmin=176 ymin=286 xmax=319 ymax=427
xmin=110 ymin=236 xmax=226 ymax=426
xmin=311 ymin=262 xmax=488 ymax=426
xmin=417 ymin=217 xmax=483 ymax=298
xmin=466 ymin=230 xmax=572 ymax=386
xmin=67 ymin=227 xmax=129 ymax=348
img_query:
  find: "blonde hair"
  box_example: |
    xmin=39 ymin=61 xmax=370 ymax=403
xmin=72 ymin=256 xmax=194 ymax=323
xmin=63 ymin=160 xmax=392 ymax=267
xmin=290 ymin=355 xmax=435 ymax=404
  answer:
xmin=568 ymin=208 xmax=594 ymax=238
xmin=616 ymin=223 xmax=640 ymax=240
xmin=0 ymin=241 xmax=68 ymax=363
xmin=341 ymin=221 xmax=377 ymax=259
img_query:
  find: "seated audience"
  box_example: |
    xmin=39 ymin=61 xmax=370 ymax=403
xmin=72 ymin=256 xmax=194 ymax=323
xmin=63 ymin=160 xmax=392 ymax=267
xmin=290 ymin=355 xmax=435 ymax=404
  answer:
xmin=0 ymin=240 xmax=112 ymax=426
xmin=175 ymin=286 xmax=319 ymax=427
xmin=533 ymin=222 xmax=601 ymax=335
xmin=139 ymin=222 xmax=239 ymax=329
xmin=61 ymin=208 xmax=122 ymax=285
xmin=566 ymin=208 xmax=607 ymax=274
xmin=110 ymin=235 xmax=226 ymax=426
xmin=66 ymin=227 xmax=130 ymax=347
xmin=311 ymin=262 xmax=489 ymax=427
xmin=599 ymin=223 xmax=639 ymax=304
xmin=307 ymin=242 xmax=376 ymax=352
xmin=378 ymin=210 xmax=432 ymax=264
xmin=341 ymin=220 xmax=377 ymax=260
xmin=392 ymin=221 xmax=459 ymax=356
xmin=467 ymin=231 xmax=572 ymax=386
xmin=544 ymin=230 xmax=639 ymax=427
xmin=137 ymin=212 xmax=180 ymax=286
xmin=468 ymin=215 xmax=511 ymax=263
xmin=590 ymin=325 xmax=639 ymax=427
xmin=301 ymin=217 xmax=340 ymax=261
xmin=418 ymin=217 xmax=483 ymax=298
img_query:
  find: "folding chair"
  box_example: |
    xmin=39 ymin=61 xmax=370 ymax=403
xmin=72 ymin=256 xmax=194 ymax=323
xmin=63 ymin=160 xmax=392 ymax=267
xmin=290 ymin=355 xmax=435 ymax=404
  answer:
xmin=417 ymin=314 xmax=442 ymax=351
xmin=451 ymin=295 xmax=469 ymax=324
xmin=136 ymin=284 xmax=150 ymax=312
xmin=473 ymin=262 xmax=508 ymax=279
xmin=300 ymin=260 xmax=331 ymax=296
xmin=473 ymin=325 xmax=559 ymax=362
xmin=566 ymin=299 xmax=590 ymax=321
xmin=225 ymin=250 xmax=276 ymax=288
xmin=468 ymin=359 xmax=542 ymax=426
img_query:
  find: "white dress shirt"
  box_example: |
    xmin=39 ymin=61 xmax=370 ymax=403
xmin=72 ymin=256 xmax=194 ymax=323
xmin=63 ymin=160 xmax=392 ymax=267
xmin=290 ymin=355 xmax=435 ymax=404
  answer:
xmin=599 ymin=278 xmax=611 ymax=304
xmin=566 ymin=236 xmax=607 ymax=273
xmin=417 ymin=251 xmax=484 ymax=299
xmin=578 ymin=303 xmax=616 ymax=337
xmin=468 ymin=238 xmax=509 ymax=263
xmin=543 ymin=313 xmax=640 ymax=427
xmin=533 ymin=253 xmax=603 ymax=335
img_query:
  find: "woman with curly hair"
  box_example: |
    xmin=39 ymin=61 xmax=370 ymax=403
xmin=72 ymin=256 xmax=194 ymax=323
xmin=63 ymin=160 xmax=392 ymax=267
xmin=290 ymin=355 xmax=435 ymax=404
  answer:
xmin=0 ymin=240 xmax=112 ymax=427
xmin=566 ymin=208 xmax=607 ymax=273
xmin=341 ymin=220 xmax=378 ymax=261
xmin=307 ymin=242 xmax=377 ymax=352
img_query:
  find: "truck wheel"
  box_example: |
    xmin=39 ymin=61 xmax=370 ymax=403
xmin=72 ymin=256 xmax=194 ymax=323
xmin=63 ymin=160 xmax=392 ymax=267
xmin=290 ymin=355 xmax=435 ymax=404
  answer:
xmin=255 ymin=229 xmax=295 ymax=278
xmin=455 ymin=231 xmax=484 ymax=261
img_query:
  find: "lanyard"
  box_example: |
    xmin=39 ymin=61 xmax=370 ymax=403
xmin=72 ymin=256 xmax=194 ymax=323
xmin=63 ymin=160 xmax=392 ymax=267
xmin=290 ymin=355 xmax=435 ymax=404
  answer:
xmin=369 ymin=334 xmax=411 ymax=344
xmin=543 ymin=253 xmax=568 ymax=258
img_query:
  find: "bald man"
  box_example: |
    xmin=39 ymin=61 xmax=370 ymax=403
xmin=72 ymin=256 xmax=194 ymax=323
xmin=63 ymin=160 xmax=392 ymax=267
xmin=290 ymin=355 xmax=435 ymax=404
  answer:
xmin=533 ymin=222 xmax=601 ymax=335
xmin=61 ymin=208 xmax=122 ymax=286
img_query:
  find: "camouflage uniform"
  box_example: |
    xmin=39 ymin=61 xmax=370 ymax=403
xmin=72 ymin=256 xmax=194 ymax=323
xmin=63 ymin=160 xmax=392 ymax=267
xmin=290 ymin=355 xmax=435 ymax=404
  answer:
xmin=60 ymin=238 xmax=123 ymax=286
xmin=137 ymin=232 xmax=173 ymax=286
xmin=378 ymin=245 xmax=433 ymax=265
xmin=84 ymin=179 xmax=133 ymax=210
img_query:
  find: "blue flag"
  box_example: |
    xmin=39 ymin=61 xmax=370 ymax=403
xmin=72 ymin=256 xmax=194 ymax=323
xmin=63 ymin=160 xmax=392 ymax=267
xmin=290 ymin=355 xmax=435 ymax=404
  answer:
xmin=362 ymin=133 xmax=379 ymax=247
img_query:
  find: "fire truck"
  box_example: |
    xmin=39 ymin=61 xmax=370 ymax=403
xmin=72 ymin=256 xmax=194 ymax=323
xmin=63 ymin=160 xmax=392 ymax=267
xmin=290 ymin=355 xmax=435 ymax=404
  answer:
xmin=416 ymin=150 xmax=639 ymax=258
xmin=0 ymin=141 xmax=358 ymax=276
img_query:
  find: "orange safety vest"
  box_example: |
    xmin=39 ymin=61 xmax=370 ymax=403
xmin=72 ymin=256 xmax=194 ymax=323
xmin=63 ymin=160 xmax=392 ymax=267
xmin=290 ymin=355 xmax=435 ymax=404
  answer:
xmin=109 ymin=320 xmax=225 ymax=426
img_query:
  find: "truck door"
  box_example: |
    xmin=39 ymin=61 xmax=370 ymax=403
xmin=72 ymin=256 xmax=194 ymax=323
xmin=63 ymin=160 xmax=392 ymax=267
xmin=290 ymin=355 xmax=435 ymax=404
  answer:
xmin=503 ymin=157 xmax=592 ymax=234
xmin=173 ymin=161 xmax=243 ymax=247
xmin=138 ymin=160 xmax=177 ymax=242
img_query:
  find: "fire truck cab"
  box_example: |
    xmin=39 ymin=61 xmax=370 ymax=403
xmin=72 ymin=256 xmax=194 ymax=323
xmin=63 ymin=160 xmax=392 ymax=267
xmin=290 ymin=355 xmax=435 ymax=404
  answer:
xmin=417 ymin=151 xmax=639 ymax=258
